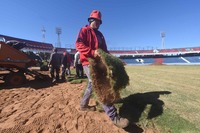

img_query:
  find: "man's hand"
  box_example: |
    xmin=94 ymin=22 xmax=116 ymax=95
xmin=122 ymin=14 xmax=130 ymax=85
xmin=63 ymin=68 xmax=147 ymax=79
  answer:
xmin=94 ymin=50 xmax=100 ymax=58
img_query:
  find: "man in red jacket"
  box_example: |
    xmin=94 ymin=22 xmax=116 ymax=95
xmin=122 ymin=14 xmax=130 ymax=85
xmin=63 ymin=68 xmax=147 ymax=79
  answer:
xmin=75 ymin=10 xmax=129 ymax=128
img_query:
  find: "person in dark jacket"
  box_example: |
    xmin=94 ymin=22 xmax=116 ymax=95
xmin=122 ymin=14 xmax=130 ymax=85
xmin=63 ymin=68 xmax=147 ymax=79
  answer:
xmin=66 ymin=52 xmax=72 ymax=76
xmin=61 ymin=51 xmax=68 ymax=81
xmin=75 ymin=10 xmax=129 ymax=128
xmin=49 ymin=48 xmax=61 ymax=82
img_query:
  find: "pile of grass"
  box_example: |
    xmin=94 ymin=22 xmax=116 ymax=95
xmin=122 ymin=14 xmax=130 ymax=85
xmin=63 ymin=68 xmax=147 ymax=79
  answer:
xmin=89 ymin=49 xmax=129 ymax=105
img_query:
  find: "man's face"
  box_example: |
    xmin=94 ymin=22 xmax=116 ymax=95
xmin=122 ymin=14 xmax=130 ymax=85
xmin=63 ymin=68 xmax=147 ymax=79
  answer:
xmin=90 ymin=19 xmax=101 ymax=29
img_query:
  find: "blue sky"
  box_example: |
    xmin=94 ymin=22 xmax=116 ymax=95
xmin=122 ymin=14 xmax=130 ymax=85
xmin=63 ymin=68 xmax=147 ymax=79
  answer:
xmin=1 ymin=0 xmax=200 ymax=50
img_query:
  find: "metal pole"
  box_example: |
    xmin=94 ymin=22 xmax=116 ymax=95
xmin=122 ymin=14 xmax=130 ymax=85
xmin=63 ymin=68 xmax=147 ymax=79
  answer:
xmin=56 ymin=27 xmax=62 ymax=48
xmin=161 ymin=32 xmax=165 ymax=49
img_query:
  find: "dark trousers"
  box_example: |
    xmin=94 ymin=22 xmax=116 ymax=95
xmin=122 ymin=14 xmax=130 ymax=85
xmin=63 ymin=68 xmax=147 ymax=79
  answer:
xmin=50 ymin=66 xmax=60 ymax=80
xmin=61 ymin=65 xmax=67 ymax=79
xmin=76 ymin=64 xmax=84 ymax=78
xmin=66 ymin=64 xmax=71 ymax=76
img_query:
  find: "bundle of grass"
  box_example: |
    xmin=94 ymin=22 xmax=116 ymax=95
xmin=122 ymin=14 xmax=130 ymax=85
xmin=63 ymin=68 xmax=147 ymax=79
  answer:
xmin=89 ymin=49 xmax=129 ymax=105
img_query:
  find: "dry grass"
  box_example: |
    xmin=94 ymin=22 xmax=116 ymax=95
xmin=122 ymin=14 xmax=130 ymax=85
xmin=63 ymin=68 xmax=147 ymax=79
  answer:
xmin=89 ymin=49 xmax=129 ymax=105
xmin=119 ymin=65 xmax=200 ymax=132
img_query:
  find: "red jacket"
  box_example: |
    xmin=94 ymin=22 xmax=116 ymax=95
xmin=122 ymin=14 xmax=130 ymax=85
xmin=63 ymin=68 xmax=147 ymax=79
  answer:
xmin=75 ymin=25 xmax=108 ymax=66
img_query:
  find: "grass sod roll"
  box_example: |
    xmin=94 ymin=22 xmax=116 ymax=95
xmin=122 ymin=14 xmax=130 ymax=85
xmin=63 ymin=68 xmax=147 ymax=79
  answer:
xmin=89 ymin=49 xmax=129 ymax=105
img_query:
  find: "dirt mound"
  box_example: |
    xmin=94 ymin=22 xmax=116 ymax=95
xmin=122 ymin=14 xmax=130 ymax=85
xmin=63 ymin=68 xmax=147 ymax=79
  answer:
xmin=0 ymin=78 xmax=159 ymax=133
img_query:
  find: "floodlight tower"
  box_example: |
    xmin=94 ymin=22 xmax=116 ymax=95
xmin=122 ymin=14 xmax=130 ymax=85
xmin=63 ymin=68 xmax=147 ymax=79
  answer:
xmin=56 ymin=27 xmax=62 ymax=47
xmin=160 ymin=32 xmax=165 ymax=49
xmin=41 ymin=26 xmax=46 ymax=43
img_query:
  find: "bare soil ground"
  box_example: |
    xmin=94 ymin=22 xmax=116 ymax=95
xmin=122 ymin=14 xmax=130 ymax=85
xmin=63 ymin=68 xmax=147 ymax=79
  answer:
xmin=0 ymin=75 xmax=157 ymax=133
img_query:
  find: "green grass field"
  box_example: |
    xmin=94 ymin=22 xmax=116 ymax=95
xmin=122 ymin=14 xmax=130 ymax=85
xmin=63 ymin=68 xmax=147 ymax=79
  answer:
xmin=118 ymin=65 xmax=200 ymax=133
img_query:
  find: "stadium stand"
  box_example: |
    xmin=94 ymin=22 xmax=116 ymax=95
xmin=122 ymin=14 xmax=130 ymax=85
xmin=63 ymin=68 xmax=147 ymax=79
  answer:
xmin=1 ymin=34 xmax=200 ymax=65
xmin=184 ymin=56 xmax=200 ymax=63
xmin=0 ymin=34 xmax=53 ymax=53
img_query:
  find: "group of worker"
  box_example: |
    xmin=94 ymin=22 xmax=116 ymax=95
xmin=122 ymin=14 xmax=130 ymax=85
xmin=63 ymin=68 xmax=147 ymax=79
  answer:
xmin=48 ymin=48 xmax=84 ymax=83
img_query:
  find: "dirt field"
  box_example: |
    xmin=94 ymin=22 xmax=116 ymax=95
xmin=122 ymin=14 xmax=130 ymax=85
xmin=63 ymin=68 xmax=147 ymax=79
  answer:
xmin=0 ymin=76 xmax=150 ymax=133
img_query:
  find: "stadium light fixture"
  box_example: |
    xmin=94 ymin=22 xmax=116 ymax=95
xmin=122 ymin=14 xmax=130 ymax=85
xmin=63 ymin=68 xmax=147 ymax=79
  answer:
xmin=160 ymin=32 xmax=165 ymax=49
xmin=41 ymin=26 xmax=46 ymax=43
xmin=56 ymin=27 xmax=62 ymax=48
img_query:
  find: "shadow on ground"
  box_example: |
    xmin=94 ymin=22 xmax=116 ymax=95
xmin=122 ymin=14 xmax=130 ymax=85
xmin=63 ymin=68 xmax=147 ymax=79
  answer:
xmin=0 ymin=78 xmax=55 ymax=89
xmin=118 ymin=91 xmax=172 ymax=133
xmin=0 ymin=75 xmax=87 ymax=90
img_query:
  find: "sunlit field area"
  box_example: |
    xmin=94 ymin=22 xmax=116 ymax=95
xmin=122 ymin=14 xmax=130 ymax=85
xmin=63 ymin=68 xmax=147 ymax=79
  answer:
xmin=118 ymin=65 xmax=200 ymax=132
